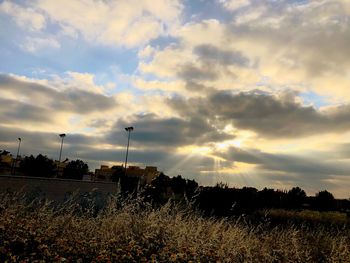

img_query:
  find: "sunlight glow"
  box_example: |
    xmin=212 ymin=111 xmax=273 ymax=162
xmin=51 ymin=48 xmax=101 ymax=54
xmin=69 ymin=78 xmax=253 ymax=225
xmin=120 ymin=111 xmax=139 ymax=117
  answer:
xmin=177 ymin=145 xmax=212 ymax=155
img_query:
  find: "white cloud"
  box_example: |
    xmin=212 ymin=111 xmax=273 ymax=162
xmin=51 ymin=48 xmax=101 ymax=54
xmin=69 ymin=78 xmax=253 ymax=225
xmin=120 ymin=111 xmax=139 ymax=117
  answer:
xmin=133 ymin=77 xmax=187 ymax=93
xmin=138 ymin=45 xmax=156 ymax=59
xmin=139 ymin=1 xmax=350 ymax=100
xmin=34 ymin=0 xmax=183 ymax=48
xmin=219 ymin=0 xmax=251 ymax=11
xmin=20 ymin=37 xmax=60 ymax=53
xmin=0 ymin=1 xmax=46 ymax=31
xmin=138 ymin=19 xmax=261 ymax=94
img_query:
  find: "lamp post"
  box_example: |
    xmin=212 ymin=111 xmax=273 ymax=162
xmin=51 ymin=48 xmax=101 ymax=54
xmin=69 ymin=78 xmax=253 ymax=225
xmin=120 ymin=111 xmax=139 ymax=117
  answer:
xmin=124 ymin=127 xmax=133 ymax=177
xmin=12 ymin=137 xmax=21 ymax=175
xmin=58 ymin=133 xmax=66 ymax=163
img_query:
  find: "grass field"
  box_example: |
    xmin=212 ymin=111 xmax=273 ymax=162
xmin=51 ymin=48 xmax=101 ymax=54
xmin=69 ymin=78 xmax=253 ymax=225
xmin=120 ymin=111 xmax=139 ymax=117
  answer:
xmin=1 ymin=191 xmax=350 ymax=262
xmin=262 ymin=209 xmax=349 ymax=227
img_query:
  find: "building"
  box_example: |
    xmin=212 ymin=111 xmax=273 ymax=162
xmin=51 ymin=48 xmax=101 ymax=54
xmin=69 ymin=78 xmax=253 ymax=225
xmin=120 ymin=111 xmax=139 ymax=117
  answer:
xmin=94 ymin=164 xmax=160 ymax=184
xmin=94 ymin=165 xmax=117 ymax=181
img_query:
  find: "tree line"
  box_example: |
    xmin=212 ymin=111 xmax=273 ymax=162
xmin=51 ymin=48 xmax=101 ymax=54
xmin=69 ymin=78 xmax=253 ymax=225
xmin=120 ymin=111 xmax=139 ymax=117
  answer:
xmin=0 ymin=151 xmax=89 ymax=180
xmin=141 ymin=174 xmax=350 ymax=216
xmin=1 ymin=151 xmax=350 ymax=215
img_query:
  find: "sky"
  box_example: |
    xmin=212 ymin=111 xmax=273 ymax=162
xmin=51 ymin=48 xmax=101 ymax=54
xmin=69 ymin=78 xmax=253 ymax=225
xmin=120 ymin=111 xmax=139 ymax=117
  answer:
xmin=1 ymin=0 xmax=350 ymax=198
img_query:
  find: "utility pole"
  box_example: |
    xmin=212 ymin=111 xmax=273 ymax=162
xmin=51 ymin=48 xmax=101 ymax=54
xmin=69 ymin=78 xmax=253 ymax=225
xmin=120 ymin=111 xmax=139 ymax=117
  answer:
xmin=57 ymin=133 xmax=66 ymax=177
xmin=12 ymin=137 xmax=21 ymax=175
xmin=58 ymin=133 xmax=66 ymax=163
xmin=124 ymin=127 xmax=134 ymax=177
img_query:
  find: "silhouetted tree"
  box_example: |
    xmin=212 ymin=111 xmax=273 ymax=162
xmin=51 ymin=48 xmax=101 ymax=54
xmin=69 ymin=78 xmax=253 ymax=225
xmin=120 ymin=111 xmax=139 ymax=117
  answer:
xmin=0 ymin=150 xmax=12 ymax=173
xmin=143 ymin=173 xmax=199 ymax=206
xmin=145 ymin=173 xmax=172 ymax=205
xmin=19 ymin=154 xmax=55 ymax=178
xmin=238 ymin=187 xmax=259 ymax=213
xmin=215 ymin=182 xmax=229 ymax=189
xmin=314 ymin=190 xmax=335 ymax=211
xmin=184 ymin=179 xmax=198 ymax=201
xmin=111 ymin=166 xmax=124 ymax=182
xmin=195 ymin=186 xmax=236 ymax=217
xmin=152 ymin=173 xmax=171 ymax=189
xmin=119 ymin=176 xmax=140 ymax=194
xmin=0 ymin=150 xmax=10 ymax=156
xmin=286 ymin=187 xmax=306 ymax=209
xmin=258 ymin=188 xmax=283 ymax=208
xmin=62 ymin=159 xmax=89 ymax=180
xmin=171 ymin=175 xmax=186 ymax=194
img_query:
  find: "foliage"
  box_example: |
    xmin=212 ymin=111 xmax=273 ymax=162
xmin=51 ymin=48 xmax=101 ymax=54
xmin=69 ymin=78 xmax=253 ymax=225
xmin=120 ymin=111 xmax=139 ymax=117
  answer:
xmin=192 ymin=186 xmax=349 ymax=216
xmin=19 ymin=154 xmax=56 ymax=178
xmin=262 ymin=209 xmax=349 ymax=227
xmin=0 ymin=150 xmax=10 ymax=156
xmin=62 ymin=159 xmax=89 ymax=180
xmin=144 ymin=174 xmax=199 ymax=206
xmin=286 ymin=187 xmax=307 ymax=209
xmin=314 ymin=190 xmax=336 ymax=211
xmin=4 ymin=149 xmax=350 ymax=215
xmin=0 ymin=150 xmax=12 ymax=171
xmin=0 ymin=192 xmax=350 ymax=262
xmin=111 ymin=166 xmax=124 ymax=182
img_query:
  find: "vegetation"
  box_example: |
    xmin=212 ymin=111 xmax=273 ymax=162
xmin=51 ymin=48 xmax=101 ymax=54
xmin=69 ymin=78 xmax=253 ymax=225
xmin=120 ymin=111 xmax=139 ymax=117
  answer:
xmin=0 ymin=191 xmax=350 ymax=262
xmin=143 ymin=176 xmax=350 ymax=216
xmin=0 ymin=150 xmax=12 ymax=173
xmin=6 ymin=151 xmax=350 ymax=214
xmin=19 ymin=154 xmax=56 ymax=178
xmin=3 ymin=151 xmax=350 ymax=261
xmin=17 ymin=154 xmax=89 ymax=180
xmin=261 ymin=209 xmax=349 ymax=226
xmin=62 ymin=159 xmax=89 ymax=180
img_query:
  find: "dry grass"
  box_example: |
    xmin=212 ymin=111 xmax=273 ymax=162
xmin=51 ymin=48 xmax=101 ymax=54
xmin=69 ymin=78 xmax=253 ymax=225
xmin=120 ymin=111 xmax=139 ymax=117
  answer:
xmin=0 ymin=191 xmax=350 ymax=262
xmin=265 ymin=209 xmax=349 ymax=226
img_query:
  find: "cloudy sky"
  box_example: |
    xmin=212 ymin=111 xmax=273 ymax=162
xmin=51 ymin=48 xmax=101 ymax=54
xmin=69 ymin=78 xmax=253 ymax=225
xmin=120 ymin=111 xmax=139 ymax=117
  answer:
xmin=1 ymin=0 xmax=350 ymax=197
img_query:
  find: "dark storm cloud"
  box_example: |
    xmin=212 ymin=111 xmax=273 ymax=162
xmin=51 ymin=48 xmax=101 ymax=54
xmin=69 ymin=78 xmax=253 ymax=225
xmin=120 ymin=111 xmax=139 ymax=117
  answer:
xmin=63 ymin=133 xmax=102 ymax=146
xmin=0 ymin=125 xmax=218 ymax=176
xmin=325 ymin=142 xmax=350 ymax=160
xmin=193 ymin=44 xmax=250 ymax=66
xmin=214 ymin=146 xmax=350 ymax=192
xmin=0 ymin=74 xmax=116 ymax=114
xmin=0 ymin=98 xmax=51 ymax=123
xmin=107 ymin=113 xmax=233 ymax=147
xmin=177 ymin=63 xmax=219 ymax=81
xmin=77 ymin=148 xmax=164 ymax=164
xmin=184 ymin=81 xmax=212 ymax=92
xmin=0 ymin=126 xmax=55 ymax=153
xmin=176 ymin=45 xmax=250 ymax=90
xmin=168 ymin=90 xmax=350 ymax=138
xmin=221 ymin=147 xmax=350 ymax=176
xmin=0 ymin=125 xmax=102 ymax=160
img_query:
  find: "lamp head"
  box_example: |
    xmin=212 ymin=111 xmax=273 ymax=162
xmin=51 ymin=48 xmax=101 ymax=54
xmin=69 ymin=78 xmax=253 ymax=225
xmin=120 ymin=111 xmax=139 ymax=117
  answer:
xmin=59 ymin=133 xmax=66 ymax=138
xmin=125 ymin=127 xmax=134 ymax=131
xmin=18 ymin=138 xmax=21 ymax=141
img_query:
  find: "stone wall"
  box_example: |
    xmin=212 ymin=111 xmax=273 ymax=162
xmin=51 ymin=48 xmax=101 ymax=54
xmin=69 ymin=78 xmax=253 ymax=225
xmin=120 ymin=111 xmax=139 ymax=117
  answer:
xmin=0 ymin=175 xmax=118 ymax=201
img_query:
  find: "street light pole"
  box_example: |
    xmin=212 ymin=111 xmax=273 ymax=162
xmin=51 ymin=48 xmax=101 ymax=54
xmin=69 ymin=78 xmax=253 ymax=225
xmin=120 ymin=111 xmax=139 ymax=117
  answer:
xmin=12 ymin=137 xmax=21 ymax=175
xmin=57 ymin=133 xmax=66 ymax=177
xmin=58 ymin=133 xmax=66 ymax=163
xmin=124 ymin=127 xmax=133 ymax=177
